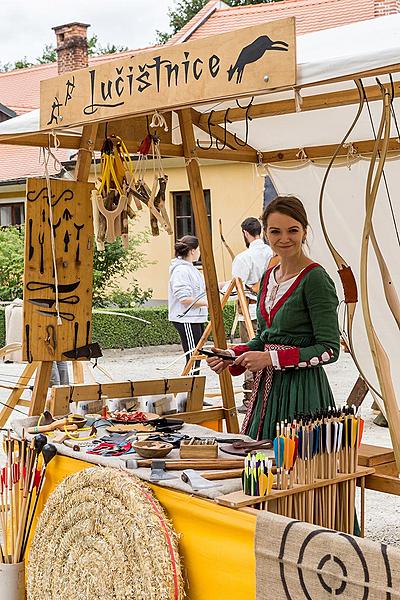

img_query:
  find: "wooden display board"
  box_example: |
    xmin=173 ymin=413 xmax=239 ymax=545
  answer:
xmin=23 ymin=178 xmax=94 ymax=362
xmin=40 ymin=18 xmax=296 ymax=129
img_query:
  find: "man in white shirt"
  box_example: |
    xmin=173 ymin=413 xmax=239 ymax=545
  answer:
xmin=232 ymin=217 xmax=273 ymax=413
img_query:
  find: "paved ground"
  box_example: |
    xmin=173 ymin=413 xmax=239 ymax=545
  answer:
xmin=0 ymin=346 xmax=398 ymax=546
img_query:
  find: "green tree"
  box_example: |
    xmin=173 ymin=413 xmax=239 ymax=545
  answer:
xmin=0 ymin=224 xmax=152 ymax=307
xmin=36 ymin=44 xmax=57 ymax=64
xmin=93 ymin=233 xmax=153 ymax=308
xmin=0 ymin=226 xmax=25 ymax=300
xmin=156 ymin=0 xmax=281 ymax=43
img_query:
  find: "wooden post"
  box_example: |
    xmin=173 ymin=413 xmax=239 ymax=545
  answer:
xmin=29 ymin=361 xmax=53 ymax=416
xmin=178 ymin=108 xmax=238 ymax=433
xmin=71 ymin=123 xmax=99 ymax=384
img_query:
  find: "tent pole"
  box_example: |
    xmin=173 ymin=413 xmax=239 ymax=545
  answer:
xmin=178 ymin=109 xmax=239 ymax=433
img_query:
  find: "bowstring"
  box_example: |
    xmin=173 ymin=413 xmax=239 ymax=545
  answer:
xmin=361 ymin=79 xmax=400 ymax=247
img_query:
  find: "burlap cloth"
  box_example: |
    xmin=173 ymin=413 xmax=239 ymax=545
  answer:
xmin=255 ymin=511 xmax=400 ymax=599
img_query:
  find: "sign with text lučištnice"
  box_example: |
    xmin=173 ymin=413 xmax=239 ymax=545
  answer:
xmin=40 ymin=18 xmax=296 ymax=130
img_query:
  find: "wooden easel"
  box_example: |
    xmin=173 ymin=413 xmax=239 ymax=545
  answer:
xmin=0 ymin=359 xmax=89 ymax=429
xmin=182 ymin=276 xmax=255 ymax=376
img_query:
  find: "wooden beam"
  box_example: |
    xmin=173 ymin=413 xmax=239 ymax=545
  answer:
xmin=75 ymin=124 xmax=98 ymax=181
xmin=0 ymin=133 xmax=83 ymax=149
xmin=364 ymin=472 xmax=400 ymax=496
xmin=196 ymin=147 xmax=258 ymax=163
xmin=0 ymin=133 xmax=184 ymax=159
xmin=178 ymin=107 xmax=239 ymax=433
xmin=199 ymin=82 xmax=400 ymax=126
xmin=262 ymin=136 xmax=400 ymax=163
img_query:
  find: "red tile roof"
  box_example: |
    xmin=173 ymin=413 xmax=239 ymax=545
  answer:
xmin=0 ymin=143 xmax=69 ymax=181
xmin=176 ymin=0 xmax=376 ymax=41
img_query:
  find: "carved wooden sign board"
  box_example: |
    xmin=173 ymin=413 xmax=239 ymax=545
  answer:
xmin=40 ymin=18 xmax=296 ymax=130
xmin=23 ymin=178 xmax=94 ymax=362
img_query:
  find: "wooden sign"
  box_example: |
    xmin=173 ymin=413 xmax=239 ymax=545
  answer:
xmin=40 ymin=18 xmax=296 ymax=130
xmin=23 ymin=178 xmax=94 ymax=362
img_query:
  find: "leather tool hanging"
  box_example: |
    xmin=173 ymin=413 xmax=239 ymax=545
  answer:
xmin=94 ymin=134 xmax=134 ymax=249
xmin=129 ymin=126 xmax=172 ymax=237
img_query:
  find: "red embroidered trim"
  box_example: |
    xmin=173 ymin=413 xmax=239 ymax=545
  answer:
xmin=260 ymin=262 xmax=320 ymax=328
xmin=228 ymin=344 xmax=250 ymax=376
xmin=277 ymin=347 xmax=300 ymax=368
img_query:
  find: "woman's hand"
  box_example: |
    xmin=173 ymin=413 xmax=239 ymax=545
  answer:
xmin=205 ymin=346 xmax=232 ymax=374
xmin=234 ymin=351 xmax=272 ymax=372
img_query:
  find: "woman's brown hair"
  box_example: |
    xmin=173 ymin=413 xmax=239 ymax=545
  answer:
xmin=174 ymin=235 xmax=199 ymax=258
xmin=262 ymin=196 xmax=309 ymax=234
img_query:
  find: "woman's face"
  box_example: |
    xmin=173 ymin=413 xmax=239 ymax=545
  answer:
xmin=265 ymin=211 xmax=306 ymax=259
xmin=190 ymin=246 xmax=201 ymax=262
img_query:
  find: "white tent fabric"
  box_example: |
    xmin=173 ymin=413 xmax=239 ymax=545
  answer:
xmin=268 ymin=158 xmax=400 ymax=414
xmin=297 ymin=13 xmax=400 ymax=86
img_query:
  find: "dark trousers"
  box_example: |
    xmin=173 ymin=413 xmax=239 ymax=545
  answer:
xmin=172 ymin=321 xmax=205 ymax=375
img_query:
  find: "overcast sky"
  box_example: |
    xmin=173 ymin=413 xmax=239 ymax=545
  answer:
xmin=0 ymin=0 xmax=172 ymax=65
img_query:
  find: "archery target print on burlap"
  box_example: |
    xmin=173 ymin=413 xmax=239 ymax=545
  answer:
xmin=255 ymin=512 xmax=400 ymax=600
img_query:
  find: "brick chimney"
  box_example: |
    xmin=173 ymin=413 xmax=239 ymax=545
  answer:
xmin=53 ymin=22 xmax=90 ymax=74
xmin=374 ymin=0 xmax=400 ymax=16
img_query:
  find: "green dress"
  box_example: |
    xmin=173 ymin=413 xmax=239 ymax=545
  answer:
xmin=229 ymin=263 xmax=340 ymax=440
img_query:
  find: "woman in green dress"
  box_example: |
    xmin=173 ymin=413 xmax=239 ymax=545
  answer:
xmin=207 ymin=196 xmax=340 ymax=440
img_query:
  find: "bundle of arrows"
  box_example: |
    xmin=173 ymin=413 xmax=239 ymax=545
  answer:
xmin=241 ymin=407 xmax=365 ymax=531
xmin=0 ymin=430 xmax=57 ymax=563
xmin=242 ymin=453 xmax=274 ymax=497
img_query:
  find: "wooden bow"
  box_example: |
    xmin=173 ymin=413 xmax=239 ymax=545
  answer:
xmin=360 ymin=85 xmax=400 ymax=471
xmin=218 ymin=218 xmax=235 ymax=261
xmin=318 ymin=79 xmax=382 ymax=400
xmin=218 ymin=218 xmax=235 ymax=281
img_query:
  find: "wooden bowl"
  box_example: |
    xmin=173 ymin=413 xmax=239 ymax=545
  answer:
xmin=132 ymin=441 xmax=173 ymax=459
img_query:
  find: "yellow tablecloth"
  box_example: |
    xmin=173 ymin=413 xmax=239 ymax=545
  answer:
xmin=30 ymin=455 xmax=256 ymax=600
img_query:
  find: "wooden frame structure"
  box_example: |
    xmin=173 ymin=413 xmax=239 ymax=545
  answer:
xmin=0 ymin=17 xmax=399 ymax=490
xmin=49 ymin=375 xmax=210 ymax=425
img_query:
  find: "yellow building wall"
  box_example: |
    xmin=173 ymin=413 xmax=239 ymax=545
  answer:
xmin=131 ymin=161 xmax=265 ymax=301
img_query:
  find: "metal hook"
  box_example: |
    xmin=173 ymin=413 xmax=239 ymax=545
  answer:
xmin=196 ymin=110 xmax=215 ymax=150
xmin=235 ymin=96 xmax=255 ymax=110
xmin=234 ymin=97 xmax=254 ymax=147
xmin=215 ymin=108 xmax=232 ymax=151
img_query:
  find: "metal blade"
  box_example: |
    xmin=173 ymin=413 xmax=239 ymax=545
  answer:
xmin=28 ymin=299 xmax=55 ymax=308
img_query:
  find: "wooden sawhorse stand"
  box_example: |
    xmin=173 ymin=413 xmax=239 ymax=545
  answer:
xmin=0 ymin=360 xmax=87 ymax=429
xmin=182 ymin=276 xmax=255 ymax=376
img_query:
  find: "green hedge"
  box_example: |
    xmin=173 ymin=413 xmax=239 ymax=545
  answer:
xmin=0 ymin=304 xmax=237 ymax=350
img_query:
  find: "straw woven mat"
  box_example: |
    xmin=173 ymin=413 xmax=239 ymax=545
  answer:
xmin=27 ymin=467 xmax=184 ymax=600
xmin=255 ymin=512 xmax=400 ymax=599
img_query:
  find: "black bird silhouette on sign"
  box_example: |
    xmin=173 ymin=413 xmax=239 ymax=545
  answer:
xmin=228 ymin=35 xmax=289 ymax=84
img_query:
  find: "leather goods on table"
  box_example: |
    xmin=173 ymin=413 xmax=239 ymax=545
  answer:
xmin=220 ymin=439 xmax=273 ymax=457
